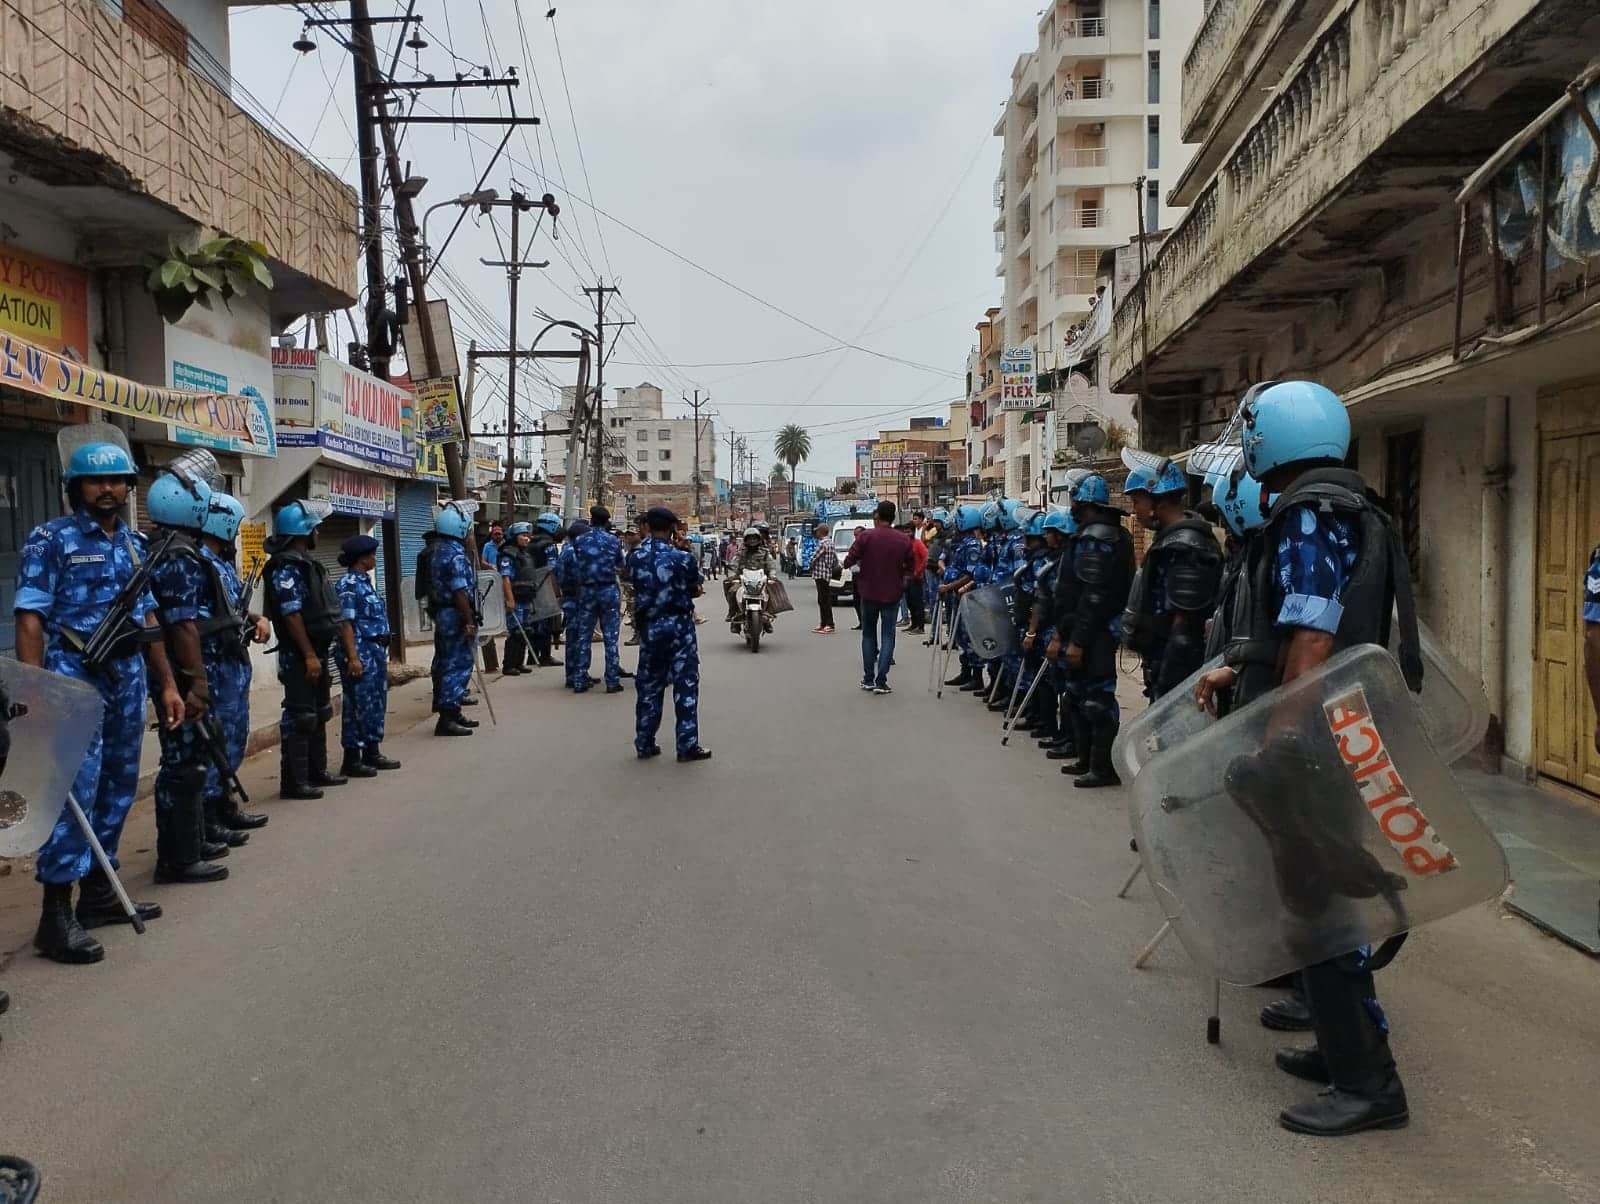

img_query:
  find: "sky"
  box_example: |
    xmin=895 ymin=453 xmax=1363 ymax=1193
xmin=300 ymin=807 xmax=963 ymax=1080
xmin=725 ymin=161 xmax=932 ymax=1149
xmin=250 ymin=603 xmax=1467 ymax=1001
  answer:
xmin=230 ymin=1 xmax=1044 ymax=484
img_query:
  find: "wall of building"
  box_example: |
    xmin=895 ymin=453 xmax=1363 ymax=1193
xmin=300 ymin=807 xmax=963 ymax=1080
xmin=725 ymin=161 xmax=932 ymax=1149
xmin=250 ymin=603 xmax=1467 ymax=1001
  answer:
xmin=161 ymin=0 xmax=231 ymax=69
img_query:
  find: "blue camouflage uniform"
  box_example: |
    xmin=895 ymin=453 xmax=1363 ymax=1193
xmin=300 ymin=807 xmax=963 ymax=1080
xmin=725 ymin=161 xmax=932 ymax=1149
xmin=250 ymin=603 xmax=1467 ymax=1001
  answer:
xmin=991 ymin=533 xmax=1027 ymax=686
xmin=571 ymin=526 xmax=625 ymax=690
xmin=427 ymin=535 xmax=476 ymax=711
xmin=1010 ymin=547 xmax=1049 ymax=696
xmin=1026 ymin=546 xmax=1066 ymax=701
xmin=626 ymin=536 xmax=703 ymax=755
xmin=1585 ymin=545 xmax=1600 ymax=624
xmin=942 ymin=533 xmax=985 ymax=669
xmin=268 ymin=556 xmax=322 ymax=740
xmin=201 ymin=548 xmax=252 ymax=809
xmin=1273 ymin=501 xmax=1392 ymax=1031
xmin=14 ymin=511 xmax=154 ymax=884
xmin=497 ymin=546 xmax=531 ymax=658
xmin=556 ymin=540 xmax=586 ymax=687
xmin=1064 ymin=527 xmax=1123 ymax=724
xmin=148 ymin=540 xmax=218 ymax=824
xmin=336 ymin=568 xmax=390 ymax=749
xmin=799 ymin=533 xmax=818 ymax=573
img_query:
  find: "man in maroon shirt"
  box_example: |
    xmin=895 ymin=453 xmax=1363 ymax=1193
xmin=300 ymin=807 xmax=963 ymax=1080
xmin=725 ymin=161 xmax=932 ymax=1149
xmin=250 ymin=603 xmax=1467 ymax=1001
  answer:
xmin=842 ymin=501 xmax=915 ymax=694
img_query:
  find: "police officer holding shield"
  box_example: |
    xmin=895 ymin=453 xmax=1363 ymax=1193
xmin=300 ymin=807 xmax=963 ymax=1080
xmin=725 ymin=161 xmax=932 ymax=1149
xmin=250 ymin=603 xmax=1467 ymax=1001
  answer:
xmin=427 ymin=502 xmax=479 ymax=736
xmin=1122 ymin=457 xmax=1223 ymax=700
xmin=1193 ymin=380 xmax=1413 ymax=1136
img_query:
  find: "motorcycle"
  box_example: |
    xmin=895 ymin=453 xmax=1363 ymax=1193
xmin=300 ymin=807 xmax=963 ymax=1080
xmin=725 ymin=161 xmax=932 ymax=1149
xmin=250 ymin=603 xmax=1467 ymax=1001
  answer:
xmin=730 ymin=568 xmax=772 ymax=653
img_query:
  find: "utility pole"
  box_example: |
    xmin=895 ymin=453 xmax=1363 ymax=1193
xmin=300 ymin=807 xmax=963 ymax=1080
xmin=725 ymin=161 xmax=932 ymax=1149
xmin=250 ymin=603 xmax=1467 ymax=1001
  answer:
xmin=582 ymin=281 xmax=630 ymax=507
xmin=685 ymin=388 xmax=711 ymax=526
xmin=727 ymin=430 xmax=740 ymax=525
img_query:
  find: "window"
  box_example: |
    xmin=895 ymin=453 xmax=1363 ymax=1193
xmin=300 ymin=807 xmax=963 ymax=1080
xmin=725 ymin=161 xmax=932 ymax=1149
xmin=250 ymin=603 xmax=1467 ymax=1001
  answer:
xmin=1147 ymin=116 xmax=1160 ymax=170
xmin=659 ymin=471 xmax=673 ymax=482
xmin=636 ymin=428 xmax=648 ymax=441
xmin=659 ymin=450 xmax=671 ymax=462
xmin=1148 ymin=51 xmax=1160 ymax=103
xmin=1145 ymin=180 xmax=1160 ymax=234
xmin=639 ymin=449 xmax=652 ymax=462
xmin=658 ymin=429 xmax=672 ymax=440
xmin=1148 ymin=0 xmax=1160 ymax=39
xmin=1384 ymin=431 xmax=1422 ymax=582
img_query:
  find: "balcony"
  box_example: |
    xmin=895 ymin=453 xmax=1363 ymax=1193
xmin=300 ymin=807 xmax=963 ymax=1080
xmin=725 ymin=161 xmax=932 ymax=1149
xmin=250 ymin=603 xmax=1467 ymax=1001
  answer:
xmin=1057 ymin=16 xmax=1110 ymax=57
xmin=0 ymin=0 xmax=357 ymax=307
xmin=1054 ymin=207 xmax=1112 ymax=248
xmin=1054 ymin=275 xmax=1099 ymax=301
xmin=1111 ymin=0 xmax=1600 ymax=394
xmin=1055 ymin=145 xmax=1111 ymax=187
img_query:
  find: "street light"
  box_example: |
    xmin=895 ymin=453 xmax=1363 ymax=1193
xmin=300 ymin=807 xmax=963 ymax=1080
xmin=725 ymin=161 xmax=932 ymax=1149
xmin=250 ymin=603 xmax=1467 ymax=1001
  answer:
xmin=420 ymin=189 xmax=502 ymax=275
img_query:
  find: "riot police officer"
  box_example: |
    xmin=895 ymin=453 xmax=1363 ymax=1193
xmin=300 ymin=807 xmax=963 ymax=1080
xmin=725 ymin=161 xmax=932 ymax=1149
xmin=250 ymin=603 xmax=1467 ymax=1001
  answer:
xmin=626 ymin=508 xmax=711 ymax=761
xmin=1029 ymin=510 xmax=1077 ymax=759
xmin=557 ymin=518 xmax=593 ymax=690
xmin=1048 ymin=474 xmax=1134 ymax=788
xmin=335 ymin=534 xmax=397 ymax=775
xmin=427 ymin=502 xmax=479 ymax=736
xmin=497 ymin=522 xmax=539 ymax=676
xmin=939 ymin=505 xmax=987 ymax=688
xmin=263 ymin=499 xmax=347 ymax=798
xmin=572 ymin=506 xmax=627 ymax=694
xmin=14 ymin=437 xmax=184 ymax=962
xmin=1192 ymin=380 xmax=1414 ymax=1136
xmin=195 ymin=492 xmax=271 ymax=836
xmin=1001 ymin=510 xmax=1049 ymax=726
xmin=145 ymin=467 xmax=232 ymax=884
xmin=1122 ymin=459 xmax=1223 ymax=700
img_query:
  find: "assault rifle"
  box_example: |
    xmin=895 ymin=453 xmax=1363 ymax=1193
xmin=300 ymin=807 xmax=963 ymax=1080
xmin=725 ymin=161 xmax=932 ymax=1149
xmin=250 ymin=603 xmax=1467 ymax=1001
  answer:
xmin=196 ymin=710 xmax=250 ymax=806
xmin=62 ymin=527 xmax=180 ymax=681
xmin=232 ymin=556 xmax=264 ymax=656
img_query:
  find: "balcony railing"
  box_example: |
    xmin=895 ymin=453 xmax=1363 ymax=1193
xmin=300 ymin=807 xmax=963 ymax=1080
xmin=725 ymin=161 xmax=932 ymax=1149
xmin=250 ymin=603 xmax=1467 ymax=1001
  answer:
xmin=1061 ymin=17 xmax=1107 ymax=38
xmin=1066 ymin=208 xmax=1107 ymax=228
xmin=1060 ymin=77 xmax=1110 ymax=104
xmin=1055 ymin=275 xmax=1099 ymax=297
xmin=1070 ymin=147 xmax=1108 ymax=167
xmin=995 ymin=230 xmax=1007 ymax=253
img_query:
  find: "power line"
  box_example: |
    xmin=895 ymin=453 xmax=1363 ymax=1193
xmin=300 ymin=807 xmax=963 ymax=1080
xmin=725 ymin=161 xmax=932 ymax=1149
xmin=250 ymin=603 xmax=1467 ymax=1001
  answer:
xmin=546 ymin=9 xmax=614 ymax=279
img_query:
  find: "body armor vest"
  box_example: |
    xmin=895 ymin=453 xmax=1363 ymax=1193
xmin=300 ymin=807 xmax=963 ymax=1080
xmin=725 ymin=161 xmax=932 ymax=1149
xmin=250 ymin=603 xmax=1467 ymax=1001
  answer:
xmin=263 ymin=545 xmax=341 ymax=644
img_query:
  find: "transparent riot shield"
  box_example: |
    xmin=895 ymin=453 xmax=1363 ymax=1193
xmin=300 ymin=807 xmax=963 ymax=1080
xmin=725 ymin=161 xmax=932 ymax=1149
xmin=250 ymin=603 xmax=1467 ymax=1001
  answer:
xmin=959 ymin=585 xmax=1018 ymax=659
xmin=56 ymin=422 xmax=132 ymax=475
xmin=526 ymin=568 xmax=561 ymax=624
xmin=0 ymin=660 xmax=103 ymax=858
xmin=1113 ymin=618 xmax=1491 ymax=779
xmin=1128 ymin=644 xmax=1509 ymax=984
xmin=474 ymin=570 xmax=506 ymax=639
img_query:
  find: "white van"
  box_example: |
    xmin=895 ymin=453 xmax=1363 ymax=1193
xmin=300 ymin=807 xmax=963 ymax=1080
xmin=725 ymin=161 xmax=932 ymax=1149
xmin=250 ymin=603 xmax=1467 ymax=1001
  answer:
xmin=826 ymin=518 xmax=873 ymax=605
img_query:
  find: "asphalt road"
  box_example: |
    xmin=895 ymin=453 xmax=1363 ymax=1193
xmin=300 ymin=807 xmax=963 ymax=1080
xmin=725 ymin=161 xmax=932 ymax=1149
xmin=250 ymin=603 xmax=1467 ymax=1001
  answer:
xmin=2 ymin=607 xmax=1597 ymax=1203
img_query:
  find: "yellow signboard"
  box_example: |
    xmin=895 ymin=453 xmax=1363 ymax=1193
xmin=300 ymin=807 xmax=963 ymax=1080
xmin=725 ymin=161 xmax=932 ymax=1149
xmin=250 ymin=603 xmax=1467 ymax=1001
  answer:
xmin=237 ymin=521 xmax=267 ymax=577
xmin=0 ymin=332 xmax=261 ymax=444
xmin=0 ymin=246 xmax=90 ymax=357
xmin=416 ymin=376 xmax=465 ymax=445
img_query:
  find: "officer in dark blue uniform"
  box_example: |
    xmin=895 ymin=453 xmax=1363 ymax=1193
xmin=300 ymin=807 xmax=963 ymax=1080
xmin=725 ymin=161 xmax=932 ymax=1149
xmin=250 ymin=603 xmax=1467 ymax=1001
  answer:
xmin=626 ymin=508 xmax=710 ymax=762
xmin=1122 ymin=459 xmax=1223 ymax=700
xmin=14 ymin=439 xmax=185 ymax=963
xmin=335 ymin=534 xmax=398 ymax=775
xmin=1029 ymin=510 xmax=1077 ymax=759
xmin=427 ymin=502 xmax=479 ymax=736
xmin=571 ymin=505 xmax=626 ymax=694
xmin=557 ymin=518 xmax=593 ymax=690
xmin=195 ymin=492 xmax=271 ymax=837
xmin=146 ymin=469 xmax=233 ymax=885
xmin=1193 ymin=380 xmax=1413 ymax=1137
xmin=939 ymin=505 xmax=988 ymax=688
xmin=264 ymin=499 xmax=348 ymax=798
xmin=1049 ymin=474 xmax=1134 ymax=788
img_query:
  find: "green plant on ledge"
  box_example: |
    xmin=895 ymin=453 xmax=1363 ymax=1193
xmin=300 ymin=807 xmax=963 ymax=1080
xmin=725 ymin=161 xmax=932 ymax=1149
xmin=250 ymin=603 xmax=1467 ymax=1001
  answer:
xmin=145 ymin=236 xmax=274 ymax=325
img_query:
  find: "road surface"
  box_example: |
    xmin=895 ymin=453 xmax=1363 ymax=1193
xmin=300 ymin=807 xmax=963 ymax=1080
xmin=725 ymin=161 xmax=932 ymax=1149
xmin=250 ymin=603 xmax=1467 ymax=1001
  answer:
xmin=1 ymin=608 xmax=1597 ymax=1202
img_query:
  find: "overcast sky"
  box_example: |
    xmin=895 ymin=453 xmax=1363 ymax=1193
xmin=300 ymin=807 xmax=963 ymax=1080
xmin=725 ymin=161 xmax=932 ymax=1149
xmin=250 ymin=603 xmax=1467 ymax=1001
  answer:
xmin=231 ymin=1 xmax=1043 ymax=482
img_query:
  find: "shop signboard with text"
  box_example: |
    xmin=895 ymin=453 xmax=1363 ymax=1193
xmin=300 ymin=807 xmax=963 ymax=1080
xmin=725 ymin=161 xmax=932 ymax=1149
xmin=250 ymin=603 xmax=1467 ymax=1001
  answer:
xmin=308 ymin=464 xmax=396 ymax=519
xmin=268 ymin=349 xmax=413 ymax=471
xmin=1000 ymin=346 xmax=1036 ymax=412
xmin=167 ymin=325 xmax=276 ymax=457
xmin=0 ymin=245 xmax=90 ymax=359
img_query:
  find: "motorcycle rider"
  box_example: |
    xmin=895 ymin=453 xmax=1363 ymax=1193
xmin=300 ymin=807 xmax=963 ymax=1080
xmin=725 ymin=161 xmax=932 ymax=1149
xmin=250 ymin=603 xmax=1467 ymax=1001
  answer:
xmin=724 ymin=527 xmax=778 ymax=632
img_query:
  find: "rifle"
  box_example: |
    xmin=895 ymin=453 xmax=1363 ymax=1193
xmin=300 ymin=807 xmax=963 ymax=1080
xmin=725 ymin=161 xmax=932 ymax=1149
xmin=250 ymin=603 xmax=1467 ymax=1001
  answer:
xmin=232 ymin=556 xmax=264 ymax=656
xmin=62 ymin=527 xmax=181 ymax=680
xmin=196 ymin=709 xmax=250 ymax=806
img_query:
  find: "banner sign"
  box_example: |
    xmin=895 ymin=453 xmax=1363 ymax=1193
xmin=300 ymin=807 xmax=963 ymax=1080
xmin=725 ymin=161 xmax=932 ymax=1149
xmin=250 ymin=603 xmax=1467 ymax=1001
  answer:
xmin=416 ymin=376 xmax=465 ymax=444
xmin=405 ymin=402 xmax=450 ymax=482
xmin=269 ymin=349 xmax=412 ymax=471
xmin=0 ymin=246 xmax=90 ymax=358
xmin=309 ymin=464 xmax=396 ymax=519
xmin=468 ymin=439 xmax=500 ymax=489
xmin=854 ymin=439 xmax=874 ymax=481
xmin=270 ymin=346 xmax=321 ymax=444
xmin=167 ymin=325 xmax=276 ymax=457
xmin=0 ymin=332 xmax=262 ymax=445
xmin=237 ymin=520 xmax=267 ymax=577
xmin=1000 ymin=346 xmax=1036 ymax=412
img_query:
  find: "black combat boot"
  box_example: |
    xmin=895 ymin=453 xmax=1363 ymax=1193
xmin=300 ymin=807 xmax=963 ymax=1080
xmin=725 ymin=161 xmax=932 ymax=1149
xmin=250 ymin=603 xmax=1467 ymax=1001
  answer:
xmin=279 ymin=737 xmax=324 ymax=801
xmin=308 ymin=731 xmax=347 ymax=787
xmin=75 ymin=865 xmax=163 ymax=929
xmin=501 ymin=635 xmax=526 ymax=675
xmin=203 ymin=797 xmax=246 ymax=849
xmin=435 ymin=709 xmax=475 ymax=736
xmin=1260 ymin=990 xmax=1315 ymax=1032
xmin=1275 ymin=1046 xmax=1332 ymax=1084
xmin=35 ymin=883 xmax=105 ymax=964
xmin=340 ymin=747 xmax=378 ymax=778
xmin=363 ymin=744 xmax=401 ymax=771
xmin=218 ymin=791 xmax=269 ymax=831
xmin=1278 ymin=961 xmax=1408 ymax=1135
xmin=1060 ymin=718 xmax=1093 ymax=776
xmin=1073 ymin=720 xmax=1122 ymax=789
xmin=943 ymin=668 xmax=973 ymax=687
xmin=154 ymin=792 xmax=229 ymax=885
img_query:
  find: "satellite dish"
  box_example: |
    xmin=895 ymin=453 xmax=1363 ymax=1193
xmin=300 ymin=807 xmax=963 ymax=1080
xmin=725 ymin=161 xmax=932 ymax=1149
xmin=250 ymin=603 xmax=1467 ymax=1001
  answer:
xmin=1074 ymin=422 xmax=1107 ymax=455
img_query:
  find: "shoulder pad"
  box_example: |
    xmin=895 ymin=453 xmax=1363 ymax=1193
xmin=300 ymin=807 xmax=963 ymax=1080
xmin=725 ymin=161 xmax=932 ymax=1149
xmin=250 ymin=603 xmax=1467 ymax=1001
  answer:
xmin=1154 ymin=522 xmax=1221 ymax=558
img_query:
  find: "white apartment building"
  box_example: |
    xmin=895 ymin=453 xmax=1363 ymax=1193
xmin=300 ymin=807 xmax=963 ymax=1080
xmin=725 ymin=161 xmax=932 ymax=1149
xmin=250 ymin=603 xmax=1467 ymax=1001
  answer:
xmin=545 ymin=382 xmax=716 ymax=488
xmin=989 ymin=0 xmax=1201 ymax=499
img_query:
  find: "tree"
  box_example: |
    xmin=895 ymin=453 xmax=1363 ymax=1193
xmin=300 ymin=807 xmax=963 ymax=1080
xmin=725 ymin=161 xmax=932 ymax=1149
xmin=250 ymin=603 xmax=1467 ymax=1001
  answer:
xmin=769 ymin=462 xmax=789 ymax=483
xmin=774 ymin=424 xmax=811 ymax=512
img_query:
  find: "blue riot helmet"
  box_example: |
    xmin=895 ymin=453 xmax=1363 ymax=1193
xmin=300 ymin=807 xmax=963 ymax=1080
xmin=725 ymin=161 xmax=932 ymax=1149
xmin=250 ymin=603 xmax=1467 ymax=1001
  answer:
xmin=201 ymin=492 xmax=246 ymax=542
xmin=64 ymin=442 xmax=138 ymax=484
xmin=1240 ymin=380 xmax=1349 ymax=477
xmin=1023 ymin=511 xmax=1048 ymax=538
xmin=1071 ymin=474 xmax=1111 ymax=506
xmin=1122 ymin=464 xmax=1158 ymax=496
xmin=1042 ymin=510 xmax=1077 ymax=537
xmin=506 ymin=521 xmax=534 ymax=539
xmin=928 ymin=507 xmax=950 ymax=524
xmin=273 ymin=498 xmax=332 ymax=538
xmin=1209 ymin=468 xmax=1272 ymax=536
xmin=535 ymin=511 xmax=562 ymax=534
xmin=980 ymin=500 xmax=1004 ymax=531
xmin=434 ymin=501 xmax=474 ymax=539
xmin=146 ymin=472 xmax=213 ymax=530
xmin=954 ymin=504 xmax=984 ymax=532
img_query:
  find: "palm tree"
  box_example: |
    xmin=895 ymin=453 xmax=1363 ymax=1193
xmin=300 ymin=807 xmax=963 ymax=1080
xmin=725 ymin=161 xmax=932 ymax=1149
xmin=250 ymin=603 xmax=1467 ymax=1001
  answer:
xmin=774 ymin=424 xmax=811 ymax=512
xmin=769 ymin=462 xmax=789 ymax=483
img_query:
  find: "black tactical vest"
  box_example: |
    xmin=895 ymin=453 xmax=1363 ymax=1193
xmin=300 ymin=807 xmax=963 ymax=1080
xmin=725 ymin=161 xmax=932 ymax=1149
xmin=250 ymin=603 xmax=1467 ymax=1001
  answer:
xmin=1122 ymin=514 xmax=1222 ymax=654
xmin=500 ymin=542 xmax=543 ymax=601
xmin=263 ymin=545 xmax=341 ymax=644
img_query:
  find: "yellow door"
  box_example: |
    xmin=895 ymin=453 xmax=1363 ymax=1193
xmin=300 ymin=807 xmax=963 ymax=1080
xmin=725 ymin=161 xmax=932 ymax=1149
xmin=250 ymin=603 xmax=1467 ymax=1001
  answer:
xmin=1535 ymin=432 xmax=1600 ymax=794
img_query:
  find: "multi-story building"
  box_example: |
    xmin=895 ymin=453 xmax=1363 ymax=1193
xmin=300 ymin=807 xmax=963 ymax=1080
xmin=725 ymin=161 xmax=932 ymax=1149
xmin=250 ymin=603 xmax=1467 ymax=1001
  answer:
xmin=0 ymin=0 xmax=356 ymax=652
xmin=966 ymin=307 xmax=1005 ymax=494
xmin=991 ymin=0 xmax=1200 ymax=502
xmin=1107 ymin=0 xmax=1600 ymax=797
xmin=546 ymin=381 xmax=717 ymax=497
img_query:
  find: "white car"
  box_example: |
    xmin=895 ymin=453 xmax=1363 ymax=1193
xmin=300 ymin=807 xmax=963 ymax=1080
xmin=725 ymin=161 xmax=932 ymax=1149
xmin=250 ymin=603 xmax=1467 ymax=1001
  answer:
xmin=827 ymin=518 xmax=873 ymax=605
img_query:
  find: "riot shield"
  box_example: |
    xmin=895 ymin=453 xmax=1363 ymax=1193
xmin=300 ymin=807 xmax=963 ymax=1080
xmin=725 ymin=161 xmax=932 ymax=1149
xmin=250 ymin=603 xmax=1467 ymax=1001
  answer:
xmin=0 ymin=660 xmax=104 ymax=858
xmin=474 ymin=570 xmax=506 ymax=639
xmin=1129 ymin=644 xmax=1508 ymax=984
xmin=526 ymin=567 xmax=561 ymax=623
xmin=960 ymin=584 xmax=1018 ymax=659
xmin=1113 ymin=618 xmax=1490 ymax=779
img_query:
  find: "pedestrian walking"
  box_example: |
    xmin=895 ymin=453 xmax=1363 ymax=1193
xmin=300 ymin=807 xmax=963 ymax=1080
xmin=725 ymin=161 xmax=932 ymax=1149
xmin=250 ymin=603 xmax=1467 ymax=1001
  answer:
xmin=334 ymin=535 xmax=398 ymax=776
xmin=626 ymin=508 xmax=710 ymax=762
xmin=809 ymin=522 xmax=839 ymax=633
xmin=842 ymin=501 xmax=915 ymax=694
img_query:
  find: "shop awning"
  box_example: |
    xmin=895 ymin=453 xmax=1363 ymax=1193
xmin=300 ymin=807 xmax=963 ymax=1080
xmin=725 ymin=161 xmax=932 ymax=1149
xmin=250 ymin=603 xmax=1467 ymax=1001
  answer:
xmin=1 ymin=331 xmax=265 ymax=448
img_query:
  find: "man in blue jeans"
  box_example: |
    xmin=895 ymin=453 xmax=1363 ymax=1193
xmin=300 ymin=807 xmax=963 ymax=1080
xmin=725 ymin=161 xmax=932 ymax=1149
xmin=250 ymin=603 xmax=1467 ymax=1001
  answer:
xmin=843 ymin=500 xmax=915 ymax=694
